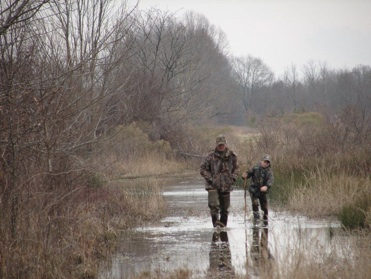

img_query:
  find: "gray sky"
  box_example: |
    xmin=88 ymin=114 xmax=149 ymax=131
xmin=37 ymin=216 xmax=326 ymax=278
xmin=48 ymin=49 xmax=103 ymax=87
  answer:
xmin=131 ymin=0 xmax=371 ymax=78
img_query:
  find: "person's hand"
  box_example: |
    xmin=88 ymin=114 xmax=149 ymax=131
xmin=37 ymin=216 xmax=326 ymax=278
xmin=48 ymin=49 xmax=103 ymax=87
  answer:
xmin=260 ymin=186 xmax=268 ymax=192
xmin=241 ymin=173 xmax=247 ymax=179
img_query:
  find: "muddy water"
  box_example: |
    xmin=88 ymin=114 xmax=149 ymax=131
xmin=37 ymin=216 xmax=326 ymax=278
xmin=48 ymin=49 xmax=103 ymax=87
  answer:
xmin=100 ymin=178 xmax=347 ymax=279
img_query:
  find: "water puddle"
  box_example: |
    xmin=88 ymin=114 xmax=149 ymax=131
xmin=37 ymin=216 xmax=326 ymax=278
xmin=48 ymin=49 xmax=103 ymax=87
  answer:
xmin=100 ymin=178 xmax=348 ymax=278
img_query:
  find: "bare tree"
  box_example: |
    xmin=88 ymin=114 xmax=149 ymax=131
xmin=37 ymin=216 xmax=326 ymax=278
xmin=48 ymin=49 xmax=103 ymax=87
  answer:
xmin=230 ymin=55 xmax=274 ymax=113
xmin=0 ymin=0 xmax=50 ymax=35
xmin=101 ymin=9 xmax=239 ymax=141
xmin=0 ymin=0 xmax=138 ymax=240
xmin=0 ymin=0 xmax=53 ymax=239
xmin=352 ymin=65 xmax=371 ymax=109
xmin=283 ymin=63 xmax=300 ymax=108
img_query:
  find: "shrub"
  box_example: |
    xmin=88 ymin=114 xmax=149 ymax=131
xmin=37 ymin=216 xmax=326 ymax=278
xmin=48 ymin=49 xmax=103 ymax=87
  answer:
xmin=283 ymin=112 xmax=323 ymax=126
xmin=339 ymin=194 xmax=371 ymax=229
xmin=86 ymin=171 xmax=106 ymax=188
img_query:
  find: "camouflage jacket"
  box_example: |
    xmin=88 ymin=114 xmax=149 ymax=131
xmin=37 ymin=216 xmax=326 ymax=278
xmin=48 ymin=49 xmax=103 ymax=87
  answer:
xmin=245 ymin=163 xmax=274 ymax=193
xmin=200 ymin=148 xmax=239 ymax=192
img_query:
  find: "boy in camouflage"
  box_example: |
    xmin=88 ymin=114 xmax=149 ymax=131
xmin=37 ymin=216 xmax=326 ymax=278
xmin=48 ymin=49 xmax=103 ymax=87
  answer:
xmin=242 ymin=155 xmax=274 ymax=226
xmin=200 ymin=135 xmax=239 ymax=228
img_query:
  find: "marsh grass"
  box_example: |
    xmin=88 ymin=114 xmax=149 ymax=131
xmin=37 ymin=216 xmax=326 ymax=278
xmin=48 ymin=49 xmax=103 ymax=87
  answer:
xmin=111 ymin=154 xmax=185 ymax=178
xmin=283 ymin=169 xmax=371 ymax=217
xmin=340 ymin=194 xmax=371 ymax=229
xmin=272 ymin=231 xmax=371 ymax=279
xmin=131 ymin=268 xmax=192 ymax=279
xmin=96 ymin=124 xmax=188 ymax=179
xmin=193 ymin=120 xmax=371 ymax=229
xmin=2 ymin=111 xmax=369 ymax=278
xmin=240 ymin=111 xmax=371 ymax=229
xmin=0 ymin=178 xmax=165 ymax=279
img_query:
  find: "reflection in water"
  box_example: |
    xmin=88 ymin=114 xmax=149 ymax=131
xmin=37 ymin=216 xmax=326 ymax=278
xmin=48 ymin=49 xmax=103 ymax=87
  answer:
xmin=100 ymin=183 xmax=343 ymax=279
xmin=206 ymin=231 xmax=235 ymax=279
xmin=249 ymin=228 xmax=274 ymax=276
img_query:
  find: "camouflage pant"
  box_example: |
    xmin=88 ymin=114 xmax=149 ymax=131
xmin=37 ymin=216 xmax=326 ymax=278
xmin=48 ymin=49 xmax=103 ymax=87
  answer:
xmin=251 ymin=193 xmax=268 ymax=221
xmin=208 ymin=190 xmax=230 ymax=226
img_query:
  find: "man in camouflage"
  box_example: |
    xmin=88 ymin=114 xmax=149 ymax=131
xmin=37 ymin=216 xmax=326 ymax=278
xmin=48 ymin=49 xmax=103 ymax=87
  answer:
xmin=200 ymin=135 xmax=239 ymax=228
xmin=242 ymin=155 xmax=274 ymax=226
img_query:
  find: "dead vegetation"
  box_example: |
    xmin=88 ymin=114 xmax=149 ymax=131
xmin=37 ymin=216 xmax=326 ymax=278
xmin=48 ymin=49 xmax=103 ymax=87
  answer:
xmin=236 ymin=109 xmax=371 ymax=229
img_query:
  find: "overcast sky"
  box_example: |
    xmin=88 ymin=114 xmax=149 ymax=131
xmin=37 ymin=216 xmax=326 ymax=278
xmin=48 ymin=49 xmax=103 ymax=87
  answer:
xmin=131 ymin=0 xmax=371 ymax=78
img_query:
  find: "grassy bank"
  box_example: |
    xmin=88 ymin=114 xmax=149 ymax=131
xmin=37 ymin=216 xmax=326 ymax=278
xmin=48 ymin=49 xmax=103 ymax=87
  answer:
xmin=234 ymin=111 xmax=371 ymax=230
xmin=0 ymin=179 xmax=165 ymax=278
xmin=1 ymin=122 xmax=197 ymax=279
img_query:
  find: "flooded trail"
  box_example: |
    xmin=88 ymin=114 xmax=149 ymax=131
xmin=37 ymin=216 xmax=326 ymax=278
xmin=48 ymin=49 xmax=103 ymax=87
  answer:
xmin=100 ymin=178 xmax=345 ymax=279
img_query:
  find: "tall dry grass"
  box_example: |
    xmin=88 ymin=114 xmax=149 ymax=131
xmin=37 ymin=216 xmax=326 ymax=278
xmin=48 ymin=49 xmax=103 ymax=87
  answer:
xmin=2 ymin=111 xmax=369 ymax=278
xmin=95 ymin=124 xmax=189 ymax=179
xmin=131 ymin=268 xmax=192 ymax=279
xmin=0 ymin=179 xmax=165 ymax=279
xmin=269 ymin=231 xmax=371 ymax=279
xmin=238 ymin=109 xmax=371 ymax=229
xmin=284 ymin=168 xmax=371 ymax=217
xmin=96 ymin=124 xmax=252 ymax=179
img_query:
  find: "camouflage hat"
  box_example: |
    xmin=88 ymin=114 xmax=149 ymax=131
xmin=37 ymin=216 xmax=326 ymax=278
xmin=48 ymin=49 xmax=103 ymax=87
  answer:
xmin=262 ymin=154 xmax=271 ymax=162
xmin=215 ymin=134 xmax=227 ymax=145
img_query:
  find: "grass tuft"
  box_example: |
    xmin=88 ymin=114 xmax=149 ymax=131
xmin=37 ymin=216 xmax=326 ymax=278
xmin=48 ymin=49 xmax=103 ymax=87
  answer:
xmin=339 ymin=194 xmax=371 ymax=229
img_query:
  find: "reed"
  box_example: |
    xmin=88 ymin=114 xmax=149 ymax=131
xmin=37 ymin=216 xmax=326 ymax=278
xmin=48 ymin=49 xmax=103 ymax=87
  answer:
xmin=0 ymin=179 xmax=165 ymax=279
xmin=237 ymin=111 xmax=371 ymax=229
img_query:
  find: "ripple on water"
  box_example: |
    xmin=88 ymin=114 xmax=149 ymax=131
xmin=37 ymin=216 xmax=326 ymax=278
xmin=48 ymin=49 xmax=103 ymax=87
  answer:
xmin=100 ymin=183 xmax=347 ymax=279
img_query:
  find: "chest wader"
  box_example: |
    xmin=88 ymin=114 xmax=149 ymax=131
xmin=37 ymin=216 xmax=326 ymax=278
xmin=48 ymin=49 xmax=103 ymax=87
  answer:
xmin=208 ymin=154 xmax=234 ymax=228
xmin=250 ymin=168 xmax=269 ymax=226
xmin=251 ymin=193 xmax=268 ymax=226
xmin=208 ymin=190 xmax=231 ymax=228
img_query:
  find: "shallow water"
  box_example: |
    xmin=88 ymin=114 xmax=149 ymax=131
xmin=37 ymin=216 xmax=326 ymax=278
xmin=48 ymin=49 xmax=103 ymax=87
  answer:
xmin=100 ymin=178 xmax=347 ymax=279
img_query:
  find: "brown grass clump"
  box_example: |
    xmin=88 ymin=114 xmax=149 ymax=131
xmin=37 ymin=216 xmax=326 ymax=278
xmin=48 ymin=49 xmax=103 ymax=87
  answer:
xmin=236 ymin=108 xmax=371 ymax=228
xmin=0 ymin=179 xmax=165 ymax=279
xmin=286 ymin=168 xmax=371 ymax=217
xmin=95 ymin=124 xmax=188 ymax=179
xmin=273 ymin=231 xmax=371 ymax=279
xmin=131 ymin=268 xmax=192 ymax=279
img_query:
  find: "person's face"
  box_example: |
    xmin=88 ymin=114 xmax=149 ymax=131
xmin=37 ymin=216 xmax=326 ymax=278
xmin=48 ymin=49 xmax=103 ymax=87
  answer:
xmin=261 ymin=160 xmax=270 ymax=168
xmin=216 ymin=144 xmax=226 ymax=152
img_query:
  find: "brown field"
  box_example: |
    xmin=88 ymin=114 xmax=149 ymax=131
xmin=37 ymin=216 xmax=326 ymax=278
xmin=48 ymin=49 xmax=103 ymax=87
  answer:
xmin=1 ymin=111 xmax=370 ymax=278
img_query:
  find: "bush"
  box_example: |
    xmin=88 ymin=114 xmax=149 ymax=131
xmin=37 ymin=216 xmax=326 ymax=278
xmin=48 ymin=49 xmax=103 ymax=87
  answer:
xmin=243 ymin=109 xmax=371 ymax=226
xmin=339 ymin=194 xmax=371 ymax=230
xmin=283 ymin=112 xmax=323 ymax=126
xmin=86 ymin=171 xmax=106 ymax=188
xmin=95 ymin=123 xmax=186 ymax=178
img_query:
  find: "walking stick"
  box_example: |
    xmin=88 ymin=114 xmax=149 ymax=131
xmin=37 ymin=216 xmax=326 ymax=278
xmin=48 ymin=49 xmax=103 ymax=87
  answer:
xmin=244 ymin=177 xmax=247 ymax=224
xmin=244 ymin=177 xmax=248 ymax=270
